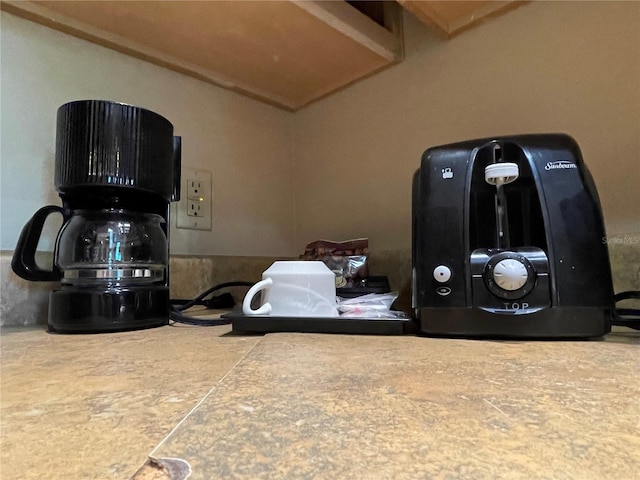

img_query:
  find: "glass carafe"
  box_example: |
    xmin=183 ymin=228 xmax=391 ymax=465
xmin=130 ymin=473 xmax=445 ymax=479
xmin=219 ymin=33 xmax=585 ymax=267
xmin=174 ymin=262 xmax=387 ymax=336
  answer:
xmin=56 ymin=210 xmax=168 ymax=286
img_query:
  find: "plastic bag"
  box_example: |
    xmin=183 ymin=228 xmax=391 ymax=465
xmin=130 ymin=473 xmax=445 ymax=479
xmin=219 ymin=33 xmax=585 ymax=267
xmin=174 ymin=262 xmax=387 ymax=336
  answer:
xmin=337 ymin=292 xmax=408 ymax=319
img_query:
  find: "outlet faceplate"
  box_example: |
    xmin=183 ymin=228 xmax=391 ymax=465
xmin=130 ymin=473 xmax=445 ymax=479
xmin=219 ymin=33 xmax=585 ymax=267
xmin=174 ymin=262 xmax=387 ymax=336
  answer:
xmin=176 ymin=168 xmax=212 ymax=231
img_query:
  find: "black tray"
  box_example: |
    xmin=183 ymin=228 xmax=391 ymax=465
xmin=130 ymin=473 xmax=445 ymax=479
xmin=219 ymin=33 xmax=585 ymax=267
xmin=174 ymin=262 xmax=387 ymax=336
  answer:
xmin=224 ymin=312 xmax=412 ymax=335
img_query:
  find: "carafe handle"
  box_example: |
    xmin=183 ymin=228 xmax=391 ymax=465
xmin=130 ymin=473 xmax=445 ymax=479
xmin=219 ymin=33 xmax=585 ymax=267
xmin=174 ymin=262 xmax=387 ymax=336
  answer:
xmin=12 ymin=205 xmax=64 ymax=281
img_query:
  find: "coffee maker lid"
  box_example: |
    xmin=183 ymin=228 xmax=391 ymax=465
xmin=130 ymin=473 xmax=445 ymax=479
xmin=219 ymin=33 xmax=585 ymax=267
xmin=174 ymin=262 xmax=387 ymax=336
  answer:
xmin=55 ymin=100 xmax=176 ymax=199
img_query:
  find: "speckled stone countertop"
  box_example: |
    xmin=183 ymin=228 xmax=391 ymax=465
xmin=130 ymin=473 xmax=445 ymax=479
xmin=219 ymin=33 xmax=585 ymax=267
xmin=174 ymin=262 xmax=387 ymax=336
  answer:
xmin=2 ymin=325 xmax=639 ymax=480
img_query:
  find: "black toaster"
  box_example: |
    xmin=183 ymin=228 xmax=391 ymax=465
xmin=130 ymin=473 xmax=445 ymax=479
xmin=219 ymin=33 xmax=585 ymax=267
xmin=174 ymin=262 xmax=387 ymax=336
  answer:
xmin=412 ymin=134 xmax=614 ymax=338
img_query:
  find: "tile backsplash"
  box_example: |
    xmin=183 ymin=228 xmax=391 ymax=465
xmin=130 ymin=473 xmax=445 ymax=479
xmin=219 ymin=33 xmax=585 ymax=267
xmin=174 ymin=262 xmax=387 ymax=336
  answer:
xmin=168 ymin=255 xmax=286 ymax=304
xmin=0 ymin=252 xmax=287 ymax=327
xmin=2 ymin=238 xmax=638 ymax=327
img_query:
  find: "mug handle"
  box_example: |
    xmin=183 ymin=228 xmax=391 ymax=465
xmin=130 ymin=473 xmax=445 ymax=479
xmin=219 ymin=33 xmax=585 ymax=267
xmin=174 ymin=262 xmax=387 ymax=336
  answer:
xmin=11 ymin=205 xmax=64 ymax=281
xmin=242 ymin=277 xmax=273 ymax=316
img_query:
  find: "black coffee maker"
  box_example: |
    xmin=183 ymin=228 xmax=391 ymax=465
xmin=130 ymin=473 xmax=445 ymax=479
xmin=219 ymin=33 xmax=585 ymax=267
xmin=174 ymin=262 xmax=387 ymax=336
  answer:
xmin=12 ymin=100 xmax=181 ymax=333
xmin=412 ymin=134 xmax=614 ymax=338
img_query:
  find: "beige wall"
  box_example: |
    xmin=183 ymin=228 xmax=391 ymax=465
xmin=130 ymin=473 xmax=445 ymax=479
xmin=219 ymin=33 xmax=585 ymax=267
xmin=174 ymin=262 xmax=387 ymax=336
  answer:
xmin=0 ymin=11 xmax=296 ymax=257
xmin=2 ymin=1 xmax=639 ymax=260
xmin=293 ymin=1 xmax=640 ymax=252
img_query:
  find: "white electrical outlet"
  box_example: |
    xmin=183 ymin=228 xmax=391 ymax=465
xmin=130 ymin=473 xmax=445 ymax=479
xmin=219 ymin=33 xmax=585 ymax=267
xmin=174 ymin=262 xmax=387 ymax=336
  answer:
xmin=176 ymin=168 xmax=212 ymax=231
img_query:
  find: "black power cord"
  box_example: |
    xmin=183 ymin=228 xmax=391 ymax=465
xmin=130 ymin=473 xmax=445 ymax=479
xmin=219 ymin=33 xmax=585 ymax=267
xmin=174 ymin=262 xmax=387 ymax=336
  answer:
xmin=612 ymin=290 xmax=640 ymax=330
xmin=169 ymin=281 xmax=253 ymax=326
xmin=171 ymin=282 xmax=640 ymax=331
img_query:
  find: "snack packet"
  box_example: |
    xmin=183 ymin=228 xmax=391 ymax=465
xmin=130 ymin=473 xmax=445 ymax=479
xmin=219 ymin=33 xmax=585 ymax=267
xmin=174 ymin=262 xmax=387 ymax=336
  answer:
xmin=301 ymin=238 xmax=369 ymax=288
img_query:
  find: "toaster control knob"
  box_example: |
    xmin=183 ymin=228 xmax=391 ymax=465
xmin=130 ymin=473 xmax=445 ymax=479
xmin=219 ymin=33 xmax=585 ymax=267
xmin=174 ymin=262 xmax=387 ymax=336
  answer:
xmin=433 ymin=265 xmax=452 ymax=283
xmin=492 ymin=259 xmax=529 ymax=291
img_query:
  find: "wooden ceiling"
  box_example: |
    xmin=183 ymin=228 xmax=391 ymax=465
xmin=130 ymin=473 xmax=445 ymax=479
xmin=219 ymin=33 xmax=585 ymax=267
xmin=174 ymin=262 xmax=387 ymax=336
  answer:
xmin=1 ymin=1 xmax=524 ymax=111
xmin=397 ymin=1 xmax=526 ymax=38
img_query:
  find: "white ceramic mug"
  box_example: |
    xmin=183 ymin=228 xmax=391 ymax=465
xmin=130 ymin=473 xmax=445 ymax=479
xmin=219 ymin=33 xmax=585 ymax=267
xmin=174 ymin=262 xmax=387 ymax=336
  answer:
xmin=242 ymin=261 xmax=338 ymax=317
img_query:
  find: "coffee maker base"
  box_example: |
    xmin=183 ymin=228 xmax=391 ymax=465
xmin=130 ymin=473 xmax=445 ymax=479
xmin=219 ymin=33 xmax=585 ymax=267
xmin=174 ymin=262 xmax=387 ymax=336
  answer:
xmin=417 ymin=306 xmax=611 ymax=339
xmin=48 ymin=286 xmax=170 ymax=333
